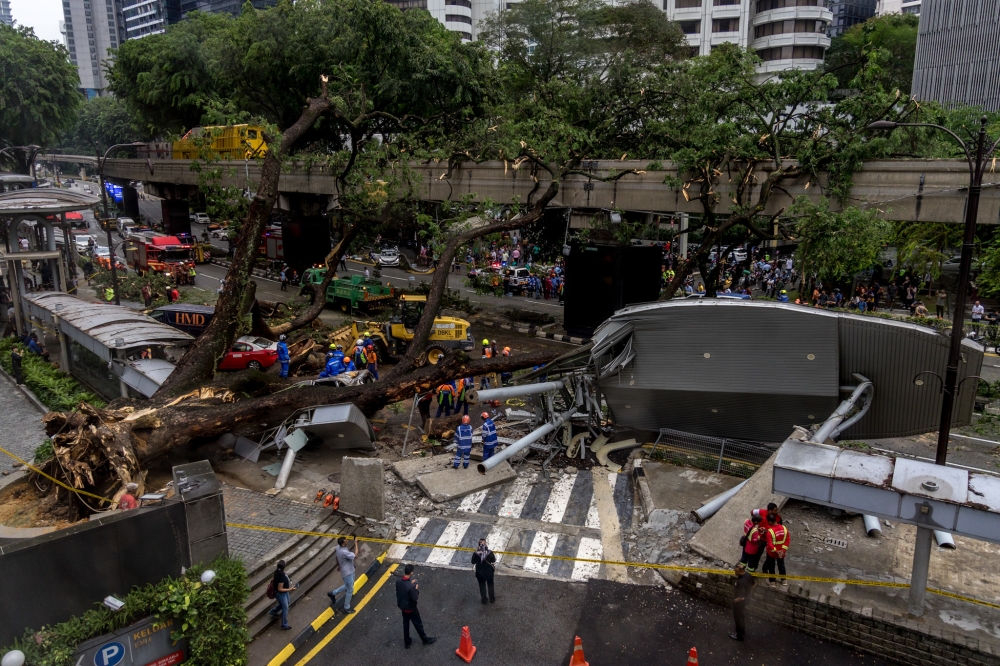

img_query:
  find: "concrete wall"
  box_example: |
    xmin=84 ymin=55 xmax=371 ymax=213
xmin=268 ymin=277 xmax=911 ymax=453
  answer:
xmin=104 ymin=157 xmax=1000 ymax=225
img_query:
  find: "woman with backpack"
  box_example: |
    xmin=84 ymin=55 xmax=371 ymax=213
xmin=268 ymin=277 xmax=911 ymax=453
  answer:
xmin=267 ymin=560 xmax=298 ymax=630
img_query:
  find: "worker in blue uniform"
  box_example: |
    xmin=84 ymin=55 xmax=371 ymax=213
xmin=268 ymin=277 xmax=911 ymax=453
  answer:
xmin=480 ymin=412 xmax=498 ymax=460
xmin=277 ymin=334 xmax=290 ymax=378
xmin=319 ymin=353 xmax=344 ymax=378
xmin=453 ymin=415 xmax=474 ymax=469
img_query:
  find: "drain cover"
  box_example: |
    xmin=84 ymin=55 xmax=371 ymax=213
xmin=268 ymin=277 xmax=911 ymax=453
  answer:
xmin=824 ymin=537 xmax=848 ymax=549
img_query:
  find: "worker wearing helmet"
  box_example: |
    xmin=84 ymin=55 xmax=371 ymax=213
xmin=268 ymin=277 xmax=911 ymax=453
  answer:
xmin=453 ymin=415 xmax=474 ymax=469
xmin=481 ymin=412 xmax=498 ymax=460
xmin=353 ymin=339 xmax=367 ymax=368
xmin=455 ymin=377 xmax=473 ymax=415
xmin=482 ymin=339 xmax=492 ymax=359
xmin=436 ymin=382 xmax=455 ymax=418
xmin=777 ymin=289 xmax=790 ymax=303
xmin=331 ymin=343 xmax=345 ymax=365
xmin=277 ymin=334 xmax=290 ymax=378
xmin=341 ymin=355 xmax=357 ymax=373
xmin=319 ymin=352 xmax=344 ymax=379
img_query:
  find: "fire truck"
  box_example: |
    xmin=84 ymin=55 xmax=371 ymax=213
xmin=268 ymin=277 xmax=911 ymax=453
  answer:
xmin=124 ymin=232 xmax=197 ymax=284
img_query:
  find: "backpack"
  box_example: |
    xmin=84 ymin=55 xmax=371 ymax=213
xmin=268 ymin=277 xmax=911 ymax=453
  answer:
xmin=266 ymin=579 xmax=276 ymax=599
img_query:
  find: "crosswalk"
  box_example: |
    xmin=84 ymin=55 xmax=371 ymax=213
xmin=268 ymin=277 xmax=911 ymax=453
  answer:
xmin=388 ymin=469 xmax=634 ymax=582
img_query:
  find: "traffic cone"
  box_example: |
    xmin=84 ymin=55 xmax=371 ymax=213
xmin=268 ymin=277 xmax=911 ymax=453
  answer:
xmin=455 ymin=626 xmax=476 ymax=663
xmin=568 ymin=636 xmax=588 ymax=666
xmin=687 ymin=647 xmax=699 ymax=665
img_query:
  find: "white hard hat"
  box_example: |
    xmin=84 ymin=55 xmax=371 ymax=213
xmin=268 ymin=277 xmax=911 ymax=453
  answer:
xmin=356 ymin=339 xmax=364 ymax=345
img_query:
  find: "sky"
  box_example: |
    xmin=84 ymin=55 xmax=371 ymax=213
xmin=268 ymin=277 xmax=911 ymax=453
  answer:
xmin=11 ymin=0 xmax=65 ymax=43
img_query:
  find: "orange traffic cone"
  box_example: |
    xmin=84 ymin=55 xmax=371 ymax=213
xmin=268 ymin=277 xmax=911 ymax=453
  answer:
xmin=568 ymin=636 xmax=589 ymax=666
xmin=688 ymin=647 xmax=699 ymax=665
xmin=456 ymin=626 xmax=476 ymax=663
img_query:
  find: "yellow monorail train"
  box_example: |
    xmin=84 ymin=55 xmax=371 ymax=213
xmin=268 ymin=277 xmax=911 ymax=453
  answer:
xmin=171 ymin=124 xmax=268 ymax=160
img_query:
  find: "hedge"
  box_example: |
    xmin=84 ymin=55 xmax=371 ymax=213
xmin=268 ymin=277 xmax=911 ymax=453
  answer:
xmin=0 ymin=337 xmax=105 ymax=411
xmin=0 ymin=557 xmax=248 ymax=666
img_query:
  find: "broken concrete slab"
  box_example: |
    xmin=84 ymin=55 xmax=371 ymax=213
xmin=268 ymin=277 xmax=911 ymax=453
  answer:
xmin=340 ymin=457 xmax=385 ymax=520
xmin=687 ymin=451 xmax=786 ymax=566
xmin=416 ymin=460 xmax=517 ymax=503
xmin=392 ymin=454 xmax=456 ymax=486
xmin=640 ymin=460 xmax=743 ymax=516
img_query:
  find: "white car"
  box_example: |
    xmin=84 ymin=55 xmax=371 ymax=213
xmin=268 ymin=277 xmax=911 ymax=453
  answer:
xmin=376 ymin=246 xmax=400 ymax=267
xmin=211 ymin=228 xmax=230 ymax=239
xmin=73 ymin=235 xmax=95 ymax=253
xmin=194 ymin=212 xmax=211 ymax=224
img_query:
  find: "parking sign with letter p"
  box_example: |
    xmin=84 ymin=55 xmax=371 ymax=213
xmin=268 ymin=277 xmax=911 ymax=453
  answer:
xmin=94 ymin=642 xmax=126 ymax=666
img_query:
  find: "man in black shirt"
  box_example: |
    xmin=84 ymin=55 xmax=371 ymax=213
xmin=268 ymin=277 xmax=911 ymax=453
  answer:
xmin=730 ymin=562 xmax=755 ymax=641
xmin=395 ymin=564 xmax=437 ymax=649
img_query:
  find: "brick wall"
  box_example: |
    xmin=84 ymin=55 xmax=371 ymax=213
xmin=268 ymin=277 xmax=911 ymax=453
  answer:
xmin=663 ymin=570 xmax=1000 ymax=666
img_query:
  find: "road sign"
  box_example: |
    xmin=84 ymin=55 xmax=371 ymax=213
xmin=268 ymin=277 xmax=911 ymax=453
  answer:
xmin=93 ymin=642 xmax=126 ymax=666
xmin=73 ymin=617 xmax=187 ymax=666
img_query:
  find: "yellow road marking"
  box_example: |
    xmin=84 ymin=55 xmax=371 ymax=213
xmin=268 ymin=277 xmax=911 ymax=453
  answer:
xmin=267 ymin=645 xmax=295 ymax=666
xmin=292 ymin=564 xmax=399 ymax=666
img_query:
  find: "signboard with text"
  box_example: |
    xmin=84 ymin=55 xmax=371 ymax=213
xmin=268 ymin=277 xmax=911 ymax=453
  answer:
xmin=73 ymin=617 xmax=187 ymax=666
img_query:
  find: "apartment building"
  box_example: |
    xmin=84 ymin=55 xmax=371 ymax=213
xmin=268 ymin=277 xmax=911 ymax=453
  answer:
xmin=876 ymin=0 xmax=921 ymax=15
xmin=61 ymin=0 xmax=126 ymax=96
xmin=0 ymin=0 xmax=13 ymax=26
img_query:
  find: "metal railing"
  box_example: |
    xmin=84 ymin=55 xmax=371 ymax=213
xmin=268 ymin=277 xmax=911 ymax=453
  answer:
xmin=649 ymin=428 xmax=777 ymax=478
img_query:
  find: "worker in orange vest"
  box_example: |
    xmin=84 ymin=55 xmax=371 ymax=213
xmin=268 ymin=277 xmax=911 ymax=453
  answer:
xmin=762 ymin=522 xmax=790 ymax=587
xmin=435 ymin=383 xmax=455 ymax=417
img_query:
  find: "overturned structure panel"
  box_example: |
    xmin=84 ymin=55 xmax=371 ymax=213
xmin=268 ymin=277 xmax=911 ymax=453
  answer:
xmin=297 ymin=403 xmax=376 ymax=451
xmin=591 ymin=301 xmax=982 ymax=443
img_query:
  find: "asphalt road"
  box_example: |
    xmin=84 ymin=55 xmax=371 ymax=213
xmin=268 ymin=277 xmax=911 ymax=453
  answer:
xmin=271 ymin=566 xmax=890 ymax=666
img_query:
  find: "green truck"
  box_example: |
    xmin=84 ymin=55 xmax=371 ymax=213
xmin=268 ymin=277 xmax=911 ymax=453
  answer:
xmin=301 ymin=268 xmax=395 ymax=311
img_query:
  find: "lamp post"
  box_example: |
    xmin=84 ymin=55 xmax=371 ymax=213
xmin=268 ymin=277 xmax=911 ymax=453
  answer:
xmin=98 ymin=143 xmax=145 ymax=305
xmin=868 ymin=115 xmax=1000 ymax=616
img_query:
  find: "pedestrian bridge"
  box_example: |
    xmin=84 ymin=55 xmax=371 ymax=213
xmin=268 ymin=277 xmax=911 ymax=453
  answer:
xmin=98 ymin=157 xmax=1000 ymax=225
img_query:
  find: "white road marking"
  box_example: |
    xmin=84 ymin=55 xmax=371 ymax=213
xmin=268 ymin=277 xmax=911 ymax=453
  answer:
xmin=540 ymin=473 xmax=577 ymax=524
xmin=585 ymin=493 xmax=601 ymax=530
xmin=426 ymin=521 xmax=471 ymax=565
xmin=457 ymin=490 xmax=488 ymax=513
xmin=524 ymin=530 xmax=560 ymax=574
xmin=484 ymin=524 xmax=516 ymax=565
xmin=572 ymin=537 xmax=603 ymax=581
xmin=497 ymin=474 xmax=534 ymax=519
xmin=607 ymin=472 xmax=618 ymax=491
xmin=387 ymin=517 xmax=428 ymax=560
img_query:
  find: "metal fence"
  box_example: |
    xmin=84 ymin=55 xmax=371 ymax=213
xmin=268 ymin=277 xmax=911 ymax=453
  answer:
xmin=649 ymin=428 xmax=778 ymax=478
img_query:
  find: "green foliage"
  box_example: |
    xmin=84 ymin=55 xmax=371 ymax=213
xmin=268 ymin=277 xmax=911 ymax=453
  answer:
xmin=1 ymin=557 xmax=248 ymax=666
xmin=0 ymin=337 xmax=105 ymax=411
xmin=89 ymin=268 xmax=177 ymax=306
xmin=894 ymin=221 xmax=964 ymax=284
xmin=789 ymin=197 xmax=892 ymax=282
xmin=825 ymin=13 xmax=919 ymax=95
xmin=61 ymin=96 xmax=146 ymax=156
xmin=34 ymin=439 xmax=55 ymax=464
xmin=0 ymin=25 xmax=82 ymax=172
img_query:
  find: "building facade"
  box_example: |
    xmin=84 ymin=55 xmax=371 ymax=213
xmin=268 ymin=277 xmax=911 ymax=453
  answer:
xmin=876 ymin=0 xmax=920 ymax=15
xmin=911 ymin=0 xmax=1000 ymax=112
xmin=0 ymin=0 xmax=13 ymax=26
xmin=826 ymin=0 xmax=875 ymax=37
xmin=61 ymin=0 xmax=126 ymax=97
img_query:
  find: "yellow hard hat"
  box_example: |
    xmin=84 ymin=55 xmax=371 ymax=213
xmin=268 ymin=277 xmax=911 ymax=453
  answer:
xmin=482 ymin=339 xmax=489 ymax=346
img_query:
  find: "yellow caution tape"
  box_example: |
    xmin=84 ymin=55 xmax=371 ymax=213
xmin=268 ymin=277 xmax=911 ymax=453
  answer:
xmin=0 ymin=444 xmax=112 ymax=504
xmin=226 ymin=521 xmax=1000 ymax=611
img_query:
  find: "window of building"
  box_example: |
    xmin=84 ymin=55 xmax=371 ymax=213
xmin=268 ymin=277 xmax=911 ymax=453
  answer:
xmin=756 ymin=44 xmax=825 ymax=60
xmin=679 ymin=19 xmax=700 ymax=34
xmin=902 ymin=4 xmax=918 ymax=12
xmin=458 ymin=31 xmax=472 ymax=40
xmin=445 ymin=13 xmax=472 ymax=24
xmin=445 ymin=0 xmax=472 ymax=7
xmin=713 ymin=0 xmax=740 ymax=5
xmin=754 ymin=19 xmax=825 ymax=37
xmin=675 ymin=0 xmax=702 ymax=7
xmin=756 ymin=0 xmax=821 ymax=11
xmin=712 ymin=17 xmax=739 ymax=32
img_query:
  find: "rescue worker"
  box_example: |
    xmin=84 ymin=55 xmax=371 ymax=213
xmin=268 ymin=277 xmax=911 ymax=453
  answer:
xmin=104 ymin=286 xmax=114 ymax=302
xmin=739 ymin=511 xmax=765 ymax=572
xmin=481 ymin=412 xmax=498 ymax=460
xmin=762 ymin=520 xmax=790 ymax=587
xmin=341 ymin=355 xmax=357 ymax=373
xmin=759 ymin=503 xmax=783 ymax=530
xmin=481 ymin=339 xmax=492 ymax=359
xmin=277 ymin=334 xmax=290 ymax=378
xmin=455 ymin=377 xmax=473 ymax=415
xmin=453 ymin=415 xmax=473 ymax=469
xmin=366 ymin=345 xmax=379 ymax=380
xmin=319 ymin=352 xmax=344 ymax=378
xmin=353 ymin=338 xmax=367 ymax=369
xmin=188 ymin=265 xmax=197 ymax=284
xmin=435 ymin=383 xmax=455 ymax=417
xmin=777 ymin=289 xmax=790 ymax=303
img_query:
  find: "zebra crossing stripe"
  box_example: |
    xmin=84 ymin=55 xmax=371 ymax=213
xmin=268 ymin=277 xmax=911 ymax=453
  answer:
xmin=427 ymin=521 xmax=470 ymax=565
xmin=524 ymin=531 xmax=560 ymax=574
xmin=485 ymin=524 xmax=516 ymax=564
xmin=387 ymin=517 xmax=428 ymax=560
xmin=497 ymin=474 xmax=534 ymax=518
xmin=572 ymin=537 xmax=603 ymax=581
xmin=585 ymin=493 xmax=601 ymax=529
xmin=457 ymin=489 xmax=488 ymax=513
xmin=540 ymin=473 xmax=576 ymax=524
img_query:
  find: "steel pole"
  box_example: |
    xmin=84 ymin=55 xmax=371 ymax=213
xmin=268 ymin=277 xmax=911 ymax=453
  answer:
xmin=468 ymin=379 xmax=568 ymax=404
xmin=908 ymin=526 xmax=934 ymax=616
xmin=99 ymin=157 xmax=122 ymax=306
xmin=934 ymin=118 xmax=987 ymax=466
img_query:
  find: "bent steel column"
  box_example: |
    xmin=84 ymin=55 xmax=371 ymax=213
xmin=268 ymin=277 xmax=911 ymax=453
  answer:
xmin=478 ymin=409 xmax=576 ymax=474
xmin=468 ymin=379 xmax=568 ymax=404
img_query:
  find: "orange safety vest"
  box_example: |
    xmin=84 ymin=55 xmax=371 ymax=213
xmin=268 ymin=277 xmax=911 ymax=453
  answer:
xmin=483 ymin=347 xmax=493 ymax=358
xmin=437 ymin=384 xmax=455 ymax=402
xmin=766 ymin=524 xmax=789 ymax=557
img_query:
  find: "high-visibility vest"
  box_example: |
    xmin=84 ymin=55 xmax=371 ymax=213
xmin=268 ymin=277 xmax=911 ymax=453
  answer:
xmin=437 ymin=384 xmax=454 ymax=402
xmin=766 ymin=525 xmax=789 ymax=557
xmin=484 ymin=347 xmax=493 ymax=358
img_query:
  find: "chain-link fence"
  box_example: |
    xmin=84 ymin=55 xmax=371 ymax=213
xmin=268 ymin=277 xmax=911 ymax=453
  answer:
xmin=649 ymin=428 xmax=778 ymax=478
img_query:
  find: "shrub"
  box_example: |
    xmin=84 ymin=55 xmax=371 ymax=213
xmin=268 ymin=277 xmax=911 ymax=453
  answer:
xmin=0 ymin=337 xmax=105 ymax=411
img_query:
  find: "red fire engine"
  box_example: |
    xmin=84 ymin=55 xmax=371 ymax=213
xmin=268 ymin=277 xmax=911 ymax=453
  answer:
xmin=125 ymin=233 xmax=196 ymax=284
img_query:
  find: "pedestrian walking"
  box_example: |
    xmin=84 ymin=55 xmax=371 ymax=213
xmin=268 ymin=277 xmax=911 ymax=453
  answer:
xmin=762 ymin=521 xmax=790 ymax=587
xmin=481 ymin=412 xmax=498 ymax=460
xmin=327 ymin=537 xmax=358 ymax=614
xmin=471 ymin=538 xmax=497 ymax=605
xmin=453 ymin=415 xmax=473 ymax=469
xmin=268 ymin=560 xmax=297 ymax=630
xmin=10 ymin=346 xmax=23 ymax=384
xmin=141 ymin=283 xmax=152 ymax=308
xmin=364 ymin=266 xmax=370 ymax=279
xmin=339 ymin=254 xmax=348 ymax=271
xmin=277 ymin=334 xmax=290 ymax=378
xmin=738 ymin=511 xmax=765 ymax=572
xmin=280 ymin=268 xmax=288 ymax=291
xmin=395 ymin=564 xmax=437 ymax=649
xmin=730 ymin=562 xmax=755 ymax=641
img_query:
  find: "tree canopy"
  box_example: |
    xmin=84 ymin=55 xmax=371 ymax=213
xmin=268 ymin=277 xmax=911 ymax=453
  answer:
xmin=61 ymin=96 xmax=147 ymax=156
xmin=824 ymin=12 xmax=919 ymax=95
xmin=0 ymin=25 xmax=82 ymax=172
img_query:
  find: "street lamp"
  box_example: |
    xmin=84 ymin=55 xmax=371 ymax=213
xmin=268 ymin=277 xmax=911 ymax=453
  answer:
xmin=868 ymin=115 xmax=1000 ymax=617
xmin=98 ymin=142 xmax=145 ymax=305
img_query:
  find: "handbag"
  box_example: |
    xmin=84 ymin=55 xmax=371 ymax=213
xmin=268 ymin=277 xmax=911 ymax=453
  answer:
xmin=266 ymin=579 xmax=276 ymax=599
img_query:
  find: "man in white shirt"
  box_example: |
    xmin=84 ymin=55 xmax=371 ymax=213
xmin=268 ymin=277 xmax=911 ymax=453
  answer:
xmin=972 ymin=300 xmax=985 ymax=323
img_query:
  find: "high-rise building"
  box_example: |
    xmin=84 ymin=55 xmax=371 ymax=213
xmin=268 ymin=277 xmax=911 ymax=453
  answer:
xmin=62 ymin=0 xmax=126 ymax=96
xmin=826 ymin=0 xmax=875 ymax=37
xmin=878 ymin=0 xmax=920 ymax=14
xmin=0 ymin=0 xmax=13 ymax=26
xmin=911 ymin=0 xmax=1000 ymax=112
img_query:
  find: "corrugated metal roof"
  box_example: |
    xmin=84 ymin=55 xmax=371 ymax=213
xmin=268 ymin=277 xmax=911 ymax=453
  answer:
xmin=0 ymin=188 xmax=99 ymax=214
xmin=24 ymin=293 xmax=193 ymax=361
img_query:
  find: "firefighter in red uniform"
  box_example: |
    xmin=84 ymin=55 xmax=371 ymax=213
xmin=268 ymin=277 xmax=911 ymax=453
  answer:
xmin=739 ymin=512 xmax=765 ymax=572
xmin=758 ymin=502 xmax=782 ymax=530
xmin=762 ymin=521 xmax=790 ymax=586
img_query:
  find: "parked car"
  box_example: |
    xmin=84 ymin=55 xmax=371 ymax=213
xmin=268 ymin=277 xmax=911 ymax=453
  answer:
xmin=503 ymin=266 xmax=531 ymax=294
xmin=219 ymin=336 xmax=279 ymax=371
xmin=74 ymin=234 xmax=95 ymax=253
xmin=193 ymin=212 xmax=211 ymax=224
xmin=83 ymin=185 xmax=93 ymax=194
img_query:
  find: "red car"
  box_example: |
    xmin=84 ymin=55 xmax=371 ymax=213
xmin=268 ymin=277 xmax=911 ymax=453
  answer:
xmin=219 ymin=336 xmax=279 ymax=371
